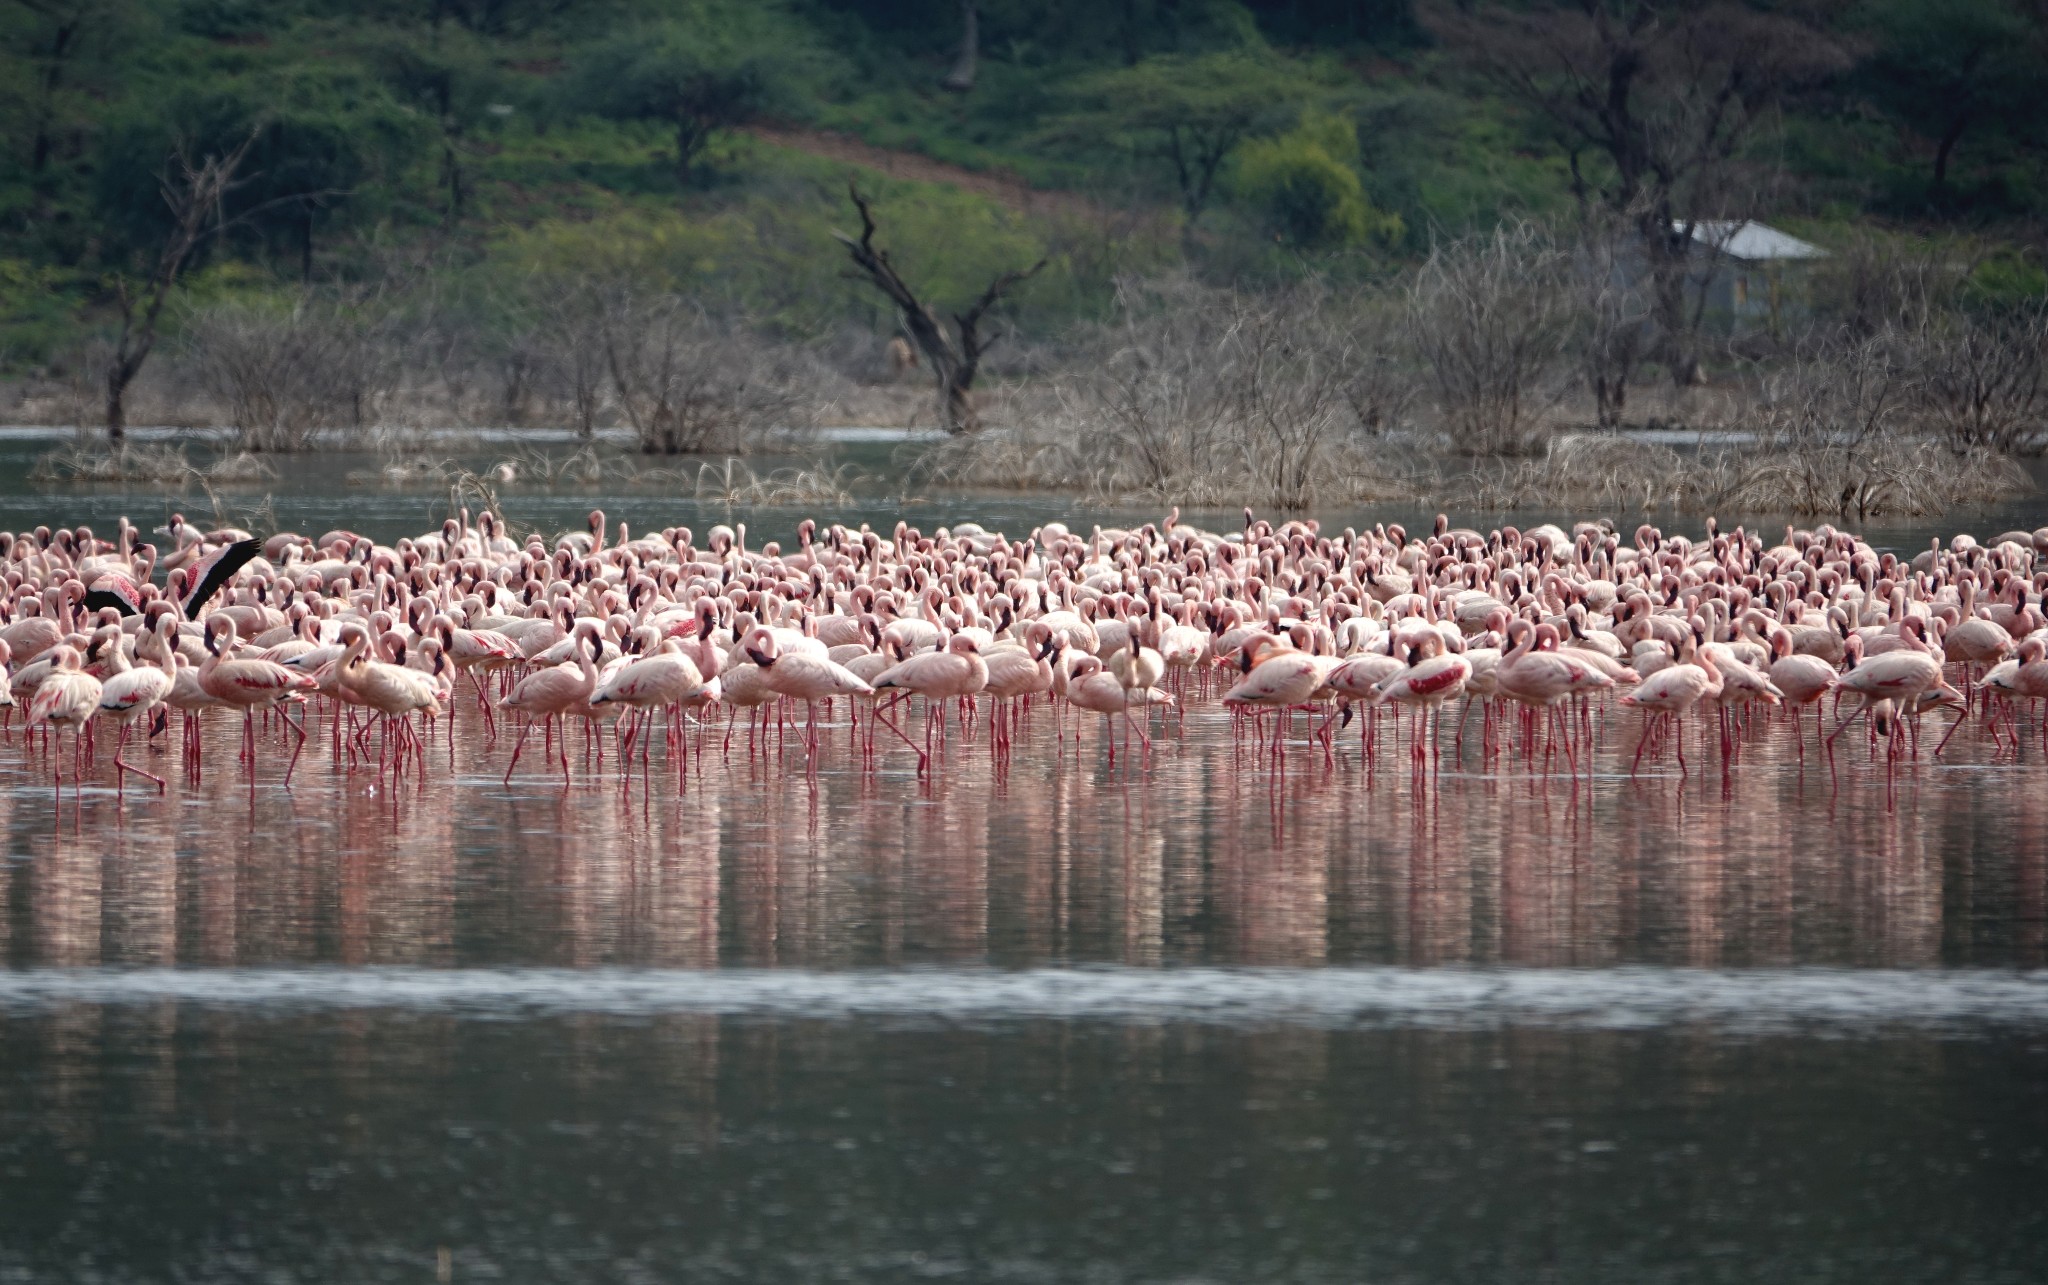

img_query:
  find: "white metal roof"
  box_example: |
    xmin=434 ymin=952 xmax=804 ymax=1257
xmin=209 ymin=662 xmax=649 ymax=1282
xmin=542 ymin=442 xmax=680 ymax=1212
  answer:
xmin=1675 ymin=220 xmax=1827 ymax=262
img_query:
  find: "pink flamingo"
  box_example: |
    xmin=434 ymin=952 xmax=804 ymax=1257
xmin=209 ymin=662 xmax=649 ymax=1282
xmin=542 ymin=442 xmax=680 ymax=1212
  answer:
xmin=870 ymin=634 xmax=988 ymax=774
xmin=1373 ymin=631 xmax=1473 ymax=771
xmin=501 ymin=627 xmax=600 ymax=784
xmin=980 ymin=623 xmax=1058 ymax=757
xmin=197 ymin=615 xmax=319 ymax=784
xmin=1222 ymin=635 xmax=1329 ymax=766
xmin=1497 ymin=621 xmax=1613 ymax=773
xmin=1766 ymin=626 xmax=1837 ymax=763
xmin=333 ymin=626 xmax=444 ymax=781
xmin=1832 ymin=618 xmax=1954 ymax=754
xmin=26 ymin=644 xmax=103 ymax=797
xmin=1618 ymin=633 xmax=1719 ymax=775
xmin=95 ymin=615 xmax=175 ymax=792
xmin=1064 ymin=653 xmax=1174 ymax=764
xmin=743 ymin=626 xmax=874 ymax=764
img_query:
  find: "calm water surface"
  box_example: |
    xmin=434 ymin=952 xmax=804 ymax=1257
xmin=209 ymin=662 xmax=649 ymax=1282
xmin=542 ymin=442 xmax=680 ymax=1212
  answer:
xmin=1 ymin=440 xmax=2046 ymax=1282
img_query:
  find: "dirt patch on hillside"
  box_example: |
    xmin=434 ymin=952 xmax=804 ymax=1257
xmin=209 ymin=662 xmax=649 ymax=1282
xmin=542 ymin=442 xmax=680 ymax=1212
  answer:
xmin=742 ymin=124 xmax=1107 ymax=222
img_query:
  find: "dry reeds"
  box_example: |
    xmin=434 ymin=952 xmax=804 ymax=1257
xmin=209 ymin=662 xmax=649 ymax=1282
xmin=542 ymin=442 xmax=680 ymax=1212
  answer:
xmin=29 ymin=441 xmax=276 ymax=485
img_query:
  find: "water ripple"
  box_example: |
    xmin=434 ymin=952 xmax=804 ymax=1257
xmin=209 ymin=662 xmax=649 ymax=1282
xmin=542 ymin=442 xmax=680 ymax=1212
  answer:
xmin=1 ymin=966 xmax=2045 ymax=1032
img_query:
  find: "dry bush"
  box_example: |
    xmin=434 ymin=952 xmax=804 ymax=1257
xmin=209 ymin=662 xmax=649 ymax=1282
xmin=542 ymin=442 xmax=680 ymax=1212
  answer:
xmin=596 ymin=293 xmax=821 ymax=455
xmin=1409 ymin=223 xmax=1572 ymax=454
xmin=1570 ymin=220 xmax=1658 ymax=429
xmin=1444 ymin=326 xmax=2032 ymax=519
xmin=1701 ymin=332 xmax=2032 ymax=519
xmin=1908 ymin=308 xmax=2047 ymax=456
xmin=520 ymin=283 xmax=612 ymax=437
xmin=1812 ymin=233 xmax=1971 ymax=338
xmin=181 ymin=297 xmax=396 ymax=450
xmin=683 ymin=458 xmax=860 ymax=506
xmin=919 ymin=276 xmax=1421 ymax=509
xmin=1440 ymin=434 xmax=1689 ymax=512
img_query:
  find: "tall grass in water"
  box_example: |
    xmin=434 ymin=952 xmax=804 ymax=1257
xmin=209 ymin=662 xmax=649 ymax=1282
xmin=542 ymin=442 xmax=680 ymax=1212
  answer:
xmin=29 ymin=441 xmax=276 ymax=486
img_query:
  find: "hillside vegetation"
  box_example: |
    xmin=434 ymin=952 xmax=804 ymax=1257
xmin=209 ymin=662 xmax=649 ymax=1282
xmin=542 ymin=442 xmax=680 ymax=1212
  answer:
xmin=2 ymin=0 xmax=2045 ymax=510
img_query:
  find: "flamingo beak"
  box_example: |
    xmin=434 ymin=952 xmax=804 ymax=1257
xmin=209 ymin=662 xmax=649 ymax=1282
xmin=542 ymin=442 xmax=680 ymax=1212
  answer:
xmin=746 ymin=648 xmax=773 ymax=668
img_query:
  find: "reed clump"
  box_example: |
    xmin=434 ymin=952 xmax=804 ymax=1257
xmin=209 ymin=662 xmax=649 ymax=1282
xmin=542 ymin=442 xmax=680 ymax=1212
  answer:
xmin=29 ymin=441 xmax=276 ymax=485
xmin=686 ymin=458 xmax=861 ymax=506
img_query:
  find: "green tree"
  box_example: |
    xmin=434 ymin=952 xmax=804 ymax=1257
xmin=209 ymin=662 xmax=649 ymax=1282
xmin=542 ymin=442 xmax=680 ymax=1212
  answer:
xmin=1049 ymin=50 xmax=1317 ymax=233
xmin=94 ymin=83 xmax=420 ymax=282
xmin=1234 ymin=111 xmax=1403 ymax=250
xmin=360 ymin=24 xmax=508 ymax=226
xmin=1858 ymin=0 xmax=2046 ymax=194
xmin=568 ymin=4 xmax=819 ymax=186
xmin=0 ymin=0 xmax=139 ymax=177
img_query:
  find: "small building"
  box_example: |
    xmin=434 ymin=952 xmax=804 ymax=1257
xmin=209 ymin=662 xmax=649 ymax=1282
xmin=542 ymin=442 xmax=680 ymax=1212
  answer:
xmin=1676 ymin=219 xmax=1827 ymax=334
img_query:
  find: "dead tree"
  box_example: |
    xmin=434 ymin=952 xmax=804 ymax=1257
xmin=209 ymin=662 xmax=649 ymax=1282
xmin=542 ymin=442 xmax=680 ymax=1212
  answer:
xmin=835 ymin=180 xmax=1044 ymax=434
xmin=104 ymin=128 xmax=262 ymax=442
xmin=941 ymin=1 xmax=978 ymax=93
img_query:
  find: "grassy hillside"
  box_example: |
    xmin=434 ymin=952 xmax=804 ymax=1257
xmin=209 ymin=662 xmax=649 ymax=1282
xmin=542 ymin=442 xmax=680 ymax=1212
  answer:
xmin=1 ymin=0 xmax=2043 ymax=399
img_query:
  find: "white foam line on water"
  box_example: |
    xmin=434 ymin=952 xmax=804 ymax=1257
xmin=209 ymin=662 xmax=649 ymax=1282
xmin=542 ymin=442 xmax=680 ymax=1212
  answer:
xmin=1 ymin=966 xmax=2046 ymax=1031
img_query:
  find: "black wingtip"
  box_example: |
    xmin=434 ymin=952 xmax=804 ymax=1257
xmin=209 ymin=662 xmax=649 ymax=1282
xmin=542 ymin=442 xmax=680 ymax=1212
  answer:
xmin=184 ymin=537 xmax=265 ymax=621
xmin=83 ymin=587 xmax=141 ymax=617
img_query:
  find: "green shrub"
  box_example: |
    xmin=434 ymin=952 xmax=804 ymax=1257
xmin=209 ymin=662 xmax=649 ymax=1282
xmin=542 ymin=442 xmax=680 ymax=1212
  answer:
xmin=1964 ymin=247 xmax=2048 ymax=316
xmin=1234 ymin=112 xmax=1403 ymax=250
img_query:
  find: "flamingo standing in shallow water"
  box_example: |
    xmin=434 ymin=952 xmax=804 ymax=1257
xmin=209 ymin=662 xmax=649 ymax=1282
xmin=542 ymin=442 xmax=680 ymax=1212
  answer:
xmin=870 ymin=634 xmax=988 ymax=774
xmin=1832 ymin=618 xmax=1954 ymax=757
xmin=1222 ymin=635 xmax=1329 ymax=766
xmin=500 ymin=628 xmax=600 ymax=784
xmin=332 ymin=626 xmax=444 ymax=781
xmin=980 ymin=623 xmax=1058 ymax=757
xmin=1618 ymin=632 xmax=1719 ymax=775
xmin=1497 ymin=621 xmax=1613 ymax=773
xmin=26 ymin=644 xmax=103 ymax=795
xmin=95 ymin=611 xmax=176 ymax=792
xmin=1064 ymin=653 xmax=1174 ymax=764
xmin=743 ymin=626 xmax=874 ymax=765
xmin=197 ymin=615 xmax=318 ymax=784
xmin=1373 ymin=631 xmax=1473 ymax=772
xmin=591 ymin=633 xmax=707 ymax=779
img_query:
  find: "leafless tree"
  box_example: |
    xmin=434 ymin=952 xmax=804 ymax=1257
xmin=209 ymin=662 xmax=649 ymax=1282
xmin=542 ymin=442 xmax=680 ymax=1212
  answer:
xmin=1912 ymin=308 xmax=2048 ymax=455
xmin=941 ymin=1 xmax=978 ymax=92
xmin=1409 ymin=224 xmax=1573 ymax=454
xmin=598 ymin=292 xmax=812 ymax=455
xmin=527 ymin=282 xmax=611 ymax=438
xmin=1719 ymin=330 xmax=1997 ymax=520
xmin=1428 ymin=1 xmax=1848 ymax=384
xmin=948 ymin=276 xmax=1412 ymax=509
xmin=1570 ymin=210 xmax=1656 ymax=427
xmin=182 ymin=293 xmax=396 ymax=450
xmin=1814 ymin=233 xmax=1974 ymax=338
xmin=103 ymin=127 xmax=263 ymax=441
xmin=835 ymin=181 xmax=1044 ymax=434
xmin=1337 ymin=289 xmax=1419 ymax=436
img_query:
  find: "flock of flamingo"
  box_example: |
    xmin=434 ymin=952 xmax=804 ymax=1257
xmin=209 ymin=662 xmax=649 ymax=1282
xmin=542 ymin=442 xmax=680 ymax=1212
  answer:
xmin=1 ymin=505 xmax=2045 ymax=804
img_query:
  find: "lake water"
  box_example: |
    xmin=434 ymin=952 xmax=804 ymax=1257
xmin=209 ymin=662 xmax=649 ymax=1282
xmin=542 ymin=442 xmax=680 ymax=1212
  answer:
xmin=2 ymin=438 xmax=2046 ymax=1282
